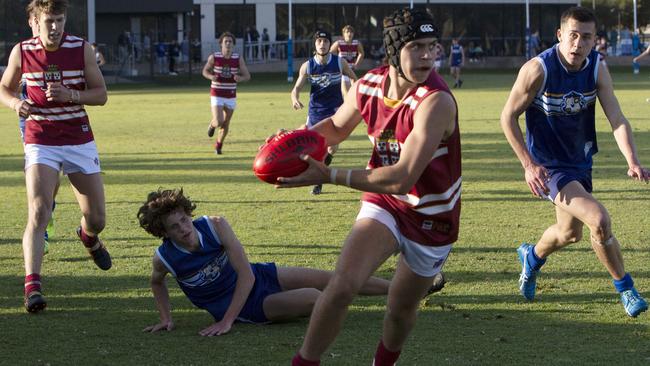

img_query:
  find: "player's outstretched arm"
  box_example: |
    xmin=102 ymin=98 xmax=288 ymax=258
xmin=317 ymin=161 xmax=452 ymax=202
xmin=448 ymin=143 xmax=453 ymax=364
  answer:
xmin=597 ymin=65 xmax=650 ymax=182
xmin=500 ymin=59 xmax=550 ymax=197
xmin=201 ymin=54 xmax=216 ymax=81
xmin=290 ymin=62 xmax=309 ymax=110
xmin=235 ymin=57 xmax=251 ymax=83
xmin=278 ymin=88 xmax=455 ymax=194
xmin=198 ymin=216 xmax=255 ymax=337
xmin=143 ymin=254 xmax=175 ymax=333
xmin=0 ymin=44 xmax=32 ymax=118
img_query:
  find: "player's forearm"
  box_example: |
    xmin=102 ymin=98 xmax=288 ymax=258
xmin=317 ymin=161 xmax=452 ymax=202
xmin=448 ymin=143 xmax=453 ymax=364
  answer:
xmin=612 ymin=121 xmax=642 ymax=167
xmin=500 ymin=114 xmax=536 ymax=168
xmin=309 ymin=117 xmax=350 ymax=146
xmin=221 ymin=273 xmax=255 ymax=324
xmin=0 ymin=86 xmax=21 ymax=111
xmin=202 ymin=69 xmax=214 ymax=81
xmin=151 ymin=282 xmax=173 ymax=322
xmin=77 ymin=86 xmax=107 ymax=106
xmin=330 ymin=165 xmax=416 ymax=195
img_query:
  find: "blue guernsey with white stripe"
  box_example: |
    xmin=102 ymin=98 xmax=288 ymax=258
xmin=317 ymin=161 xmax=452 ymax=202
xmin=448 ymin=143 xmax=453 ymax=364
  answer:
xmin=156 ymin=216 xmax=237 ymax=311
xmin=525 ymin=45 xmax=600 ymax=170
xmin=308 ymin=54 xmax=343 ymax=122
xmin=450 ymin=44 xmax=463 ymax=66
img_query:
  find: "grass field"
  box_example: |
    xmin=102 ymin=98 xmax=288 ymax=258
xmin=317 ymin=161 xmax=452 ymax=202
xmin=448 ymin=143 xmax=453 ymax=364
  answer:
xmin=1 ymin=68 xmax=649 ymax=365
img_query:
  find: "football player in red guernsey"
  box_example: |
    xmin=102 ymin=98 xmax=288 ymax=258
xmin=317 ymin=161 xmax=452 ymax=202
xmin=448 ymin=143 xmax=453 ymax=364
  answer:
xmin=330 ymin=25 xmax=365 ymax=94
xmin=0 ymin=0 xmax=111 ymax=313
xmin=203 ymin=31 xmax=251 ymax=155
xmin=279 ymin=8 xmax=460 ymax=366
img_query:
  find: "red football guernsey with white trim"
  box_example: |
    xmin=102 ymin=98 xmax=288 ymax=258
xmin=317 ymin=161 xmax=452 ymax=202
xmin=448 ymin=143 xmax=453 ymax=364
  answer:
xmin=338 ymin=40 xmax=359 ymax=64
xmin=21 ymin=34 xmax=93 ymax=146
xmin=356 ymin=65 xmax=461 ymax=246
xmin=210 ymin=52 xmax=239 ymax=98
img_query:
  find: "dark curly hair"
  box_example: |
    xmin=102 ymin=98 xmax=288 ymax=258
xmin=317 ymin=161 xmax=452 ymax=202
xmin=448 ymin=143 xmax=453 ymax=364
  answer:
xmin=137 ymin=188 xmax=196 ymax=238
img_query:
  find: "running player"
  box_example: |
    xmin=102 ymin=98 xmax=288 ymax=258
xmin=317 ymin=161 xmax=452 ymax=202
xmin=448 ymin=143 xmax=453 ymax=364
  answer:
xmin=291 ymin=29 xmax=356 ymax=195
xmin=0 ymin=0 xmax=112 ymax=313
xmin=278 ymin=9 xmax=461 ymax=365
xmin=449 ymin=37 xmax=465 ymax=88
xmin=330 ymin=25 xmax=364 ymax=94
xmin=500 ymin=6 xmax=648 ymax=317
xmin=18 ymin=2 xmax=59 ymax=254
xmin=204 ymin=32 xmax=250 ymax=155
xmin=138 ymin=188 xmax=391 ymax=335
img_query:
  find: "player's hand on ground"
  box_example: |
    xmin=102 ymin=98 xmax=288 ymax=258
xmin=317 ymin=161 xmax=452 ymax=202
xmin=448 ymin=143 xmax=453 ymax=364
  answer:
xmin=276 ymin=155 xmax=328 ymax=188
xmin=45 ymin=82 xmax=72 ymax=103
xmin=292 ymin=99 xmax=304 ymax=110
xmin=13 ymin=99 xmax=33 ymax=118
xmin=198 ymin=319 xmax=233 ymax=336
xmin=627 ymin=164 xmax=650 ymax=183
xmin=524 ymin=162 xmax=550 ymax=197
xmin=143 ymin=320 xmax=175 ymax=333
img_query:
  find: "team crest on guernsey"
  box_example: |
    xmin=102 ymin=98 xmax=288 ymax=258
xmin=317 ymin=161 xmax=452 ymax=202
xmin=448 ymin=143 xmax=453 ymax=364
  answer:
xmin=560 ymin=91 xmax=587 ymax=114
xmin=221 ymin=65 xmax=232 ymax=78
xmin=375 ymin=130 xmax=401 ymax=165
xmin=178 ymin=253 xmax=228 ymax=288
xmin=43 ymin=64 xmax=61 ymax=86
xmin=309 ymin=73 xmax=334 ymax=88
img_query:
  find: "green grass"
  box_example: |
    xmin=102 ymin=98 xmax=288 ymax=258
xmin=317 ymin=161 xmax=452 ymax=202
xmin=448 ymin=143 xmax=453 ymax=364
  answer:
xmin=1 ymin=68 xmax=649 ymax=365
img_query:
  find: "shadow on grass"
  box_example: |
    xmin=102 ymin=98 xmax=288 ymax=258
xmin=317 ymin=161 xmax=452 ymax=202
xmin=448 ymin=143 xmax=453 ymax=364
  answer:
xmin=0 ymin=273 xmax=648 ymax=365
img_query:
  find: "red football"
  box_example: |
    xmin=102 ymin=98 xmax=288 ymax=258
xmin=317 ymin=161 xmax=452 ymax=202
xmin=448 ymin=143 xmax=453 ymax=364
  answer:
xmin=253 ymin=129 xmax=327 ymax=184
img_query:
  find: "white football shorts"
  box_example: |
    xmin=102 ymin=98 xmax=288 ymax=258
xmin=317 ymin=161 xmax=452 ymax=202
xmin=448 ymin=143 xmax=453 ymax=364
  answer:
xmin=356 ymin=201 xmax=452 ymax=277
xmin=210 ymin=96 xmax=236 ymax=110
xmin=24 ymin=141 xmax=101 ymax=175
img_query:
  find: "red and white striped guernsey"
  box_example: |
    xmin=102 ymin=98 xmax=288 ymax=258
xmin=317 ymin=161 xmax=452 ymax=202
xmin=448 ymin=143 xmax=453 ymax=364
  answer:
xmin=338 ymin=40 xmax=359 ymax=64
xmin=210 ymin=52 xmax=239 ymax=98
xmin=21 ymin=33 xmax=92 ymax=146
xmin=356 ymin=65 xmax=461 ymax=246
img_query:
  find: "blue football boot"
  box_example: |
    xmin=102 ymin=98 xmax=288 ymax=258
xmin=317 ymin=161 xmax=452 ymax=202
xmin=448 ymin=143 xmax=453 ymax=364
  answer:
xmin=517 ymin=243 xmax=539 ymax=301
xmin=620 ymin=288 xmax=648 ymax=317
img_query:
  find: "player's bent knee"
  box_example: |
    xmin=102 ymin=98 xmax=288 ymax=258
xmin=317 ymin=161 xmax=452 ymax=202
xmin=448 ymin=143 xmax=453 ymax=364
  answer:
xmin=327 ymin=275 xmax=361 ymax=306
xmin=587 ymin=214 xmax=612 ymax=244
xmin=27 ymin=204 xmax=52 ymax=229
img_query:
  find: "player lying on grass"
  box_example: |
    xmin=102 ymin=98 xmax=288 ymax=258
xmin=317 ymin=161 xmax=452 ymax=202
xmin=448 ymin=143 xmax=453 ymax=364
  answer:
xmin=138 ymin=188 xmax=445 ymax=336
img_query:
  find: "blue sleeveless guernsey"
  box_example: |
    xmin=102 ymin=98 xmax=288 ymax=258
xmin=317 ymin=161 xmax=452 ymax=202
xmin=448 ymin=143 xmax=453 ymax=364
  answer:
xmin=525 ymin=45 xmax=599 ymax=170
xmin=450 ymin=44 xmax=463 ymax=66
xmin=156 ymin=216 xmax=281 ymax=323
xmin=307 ymin=54 xmax=343 ymax=124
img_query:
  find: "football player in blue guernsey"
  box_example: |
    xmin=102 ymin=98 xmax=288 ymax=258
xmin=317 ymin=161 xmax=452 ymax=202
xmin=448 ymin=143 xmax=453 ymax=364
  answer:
xmin=291 ymin=29 xmax=357 ymax=195
xmin=137 ymin=188 xmax=392 ymax=336
xmin=501 ymin=6 xmax=649 ymax=317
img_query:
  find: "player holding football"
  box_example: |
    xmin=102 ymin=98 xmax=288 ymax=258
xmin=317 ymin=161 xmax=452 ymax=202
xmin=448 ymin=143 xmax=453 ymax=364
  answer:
xmin=278 ymin=8 xmax=460 ymax=365
xmin=138 ymin=188 xmax=392 ymax=335
xmin=204 ymin=32 xmax=250 ymax=155
xmin=330 ymin=25 xmax=365 ymax=94
xmin=500 ymin=6 xmax=648 ymax=317
xmin=291 ymin=29 xmax=357 ymax=195
xmin=0 ymin=0 xmax=112 ymax=313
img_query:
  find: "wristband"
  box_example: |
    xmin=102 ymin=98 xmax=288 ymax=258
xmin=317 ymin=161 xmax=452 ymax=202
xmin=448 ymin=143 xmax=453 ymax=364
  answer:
xmin=330 ymin=168 xmax=338 ymax=185
xmin=345 ymin=169 xmax=352 ymax=187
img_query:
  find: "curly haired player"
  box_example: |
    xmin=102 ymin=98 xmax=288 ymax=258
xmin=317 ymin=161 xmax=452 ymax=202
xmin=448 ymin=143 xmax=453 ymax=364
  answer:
xmin=138 ymin=188 xmax=395 ymax=336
